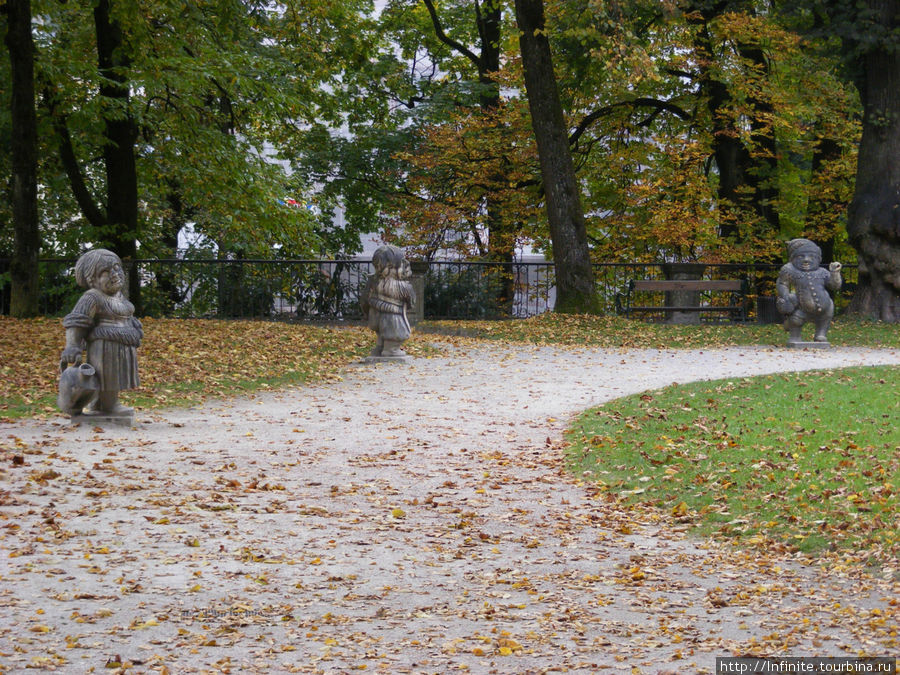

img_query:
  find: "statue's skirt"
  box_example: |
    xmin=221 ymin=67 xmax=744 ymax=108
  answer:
xmin=87 ymin=338 xmax=139 ymax=391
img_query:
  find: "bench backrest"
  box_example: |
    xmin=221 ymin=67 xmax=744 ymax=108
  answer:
xmin=630 ymin=280 xmax=745 ymax=292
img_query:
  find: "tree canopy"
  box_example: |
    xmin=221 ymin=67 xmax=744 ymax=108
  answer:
xmin=2 ymin=0 xmax=896 ymax=318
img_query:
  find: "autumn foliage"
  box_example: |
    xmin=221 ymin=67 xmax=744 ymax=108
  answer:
xmin=383 ymin=100 xmax=541 ymax=260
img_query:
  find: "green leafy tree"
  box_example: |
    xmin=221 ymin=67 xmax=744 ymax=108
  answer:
xmin=271 ymin=0 xmax=402 ymax=256
xmin=286 ymin=0 xmax=518 ymax=265
xmin=4 ymin=0 xmax=359 ymax=312
xmin=547 ymin=0 xmax=859 ymax=268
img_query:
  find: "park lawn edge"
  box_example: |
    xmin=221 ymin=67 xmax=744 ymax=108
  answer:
xmin=420 ymin=314 xmax=900 ymax=349
xmin=564 ymin=364 xmax=900 ymax=572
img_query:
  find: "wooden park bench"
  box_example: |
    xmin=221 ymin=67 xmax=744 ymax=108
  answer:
xmin=616 ymin=278 xmax=749 ymax=322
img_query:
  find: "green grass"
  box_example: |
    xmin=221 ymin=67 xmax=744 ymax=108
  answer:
xmin=566 ymin=365 xmax=900 ymax=567
xmin=421 ymin=314 xmax=900 ymax=349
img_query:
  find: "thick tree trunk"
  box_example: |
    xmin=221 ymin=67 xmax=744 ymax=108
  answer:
xmin=514 ymin=0 xmax=598 ymax=313
xmin=706 ymin=74 xmax=752 ymax=240
xmin=845 ymin=0 xmax=900 ymax=322
xmin=94 ymin=0 xmax=141 ymax=312
xmin=5 ymin=0 xmax=41 ymax=317
xmin=476 ymin=0 xmax=501 ymax=111
xmin=740 ymin=44 xmax=780 ymax=237
xmin=806 ymin=135 xmax=843 ymax=262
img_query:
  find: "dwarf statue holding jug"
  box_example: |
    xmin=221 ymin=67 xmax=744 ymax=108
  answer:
xmin=58 ymin=249 xmax=142 ymax=419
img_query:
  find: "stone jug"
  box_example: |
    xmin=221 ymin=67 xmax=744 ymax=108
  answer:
xmin=57 ymin=362 xmax=99 ymax=414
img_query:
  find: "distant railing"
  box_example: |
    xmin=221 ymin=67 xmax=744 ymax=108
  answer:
xmin=0 ymin=258 xmax=858 ymax=321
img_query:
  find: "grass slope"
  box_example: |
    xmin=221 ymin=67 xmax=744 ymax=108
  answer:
xmin=566 ymin=366 xmax=900 ymax=568
xmin=421 ymin=314 xmax=900 ymax=349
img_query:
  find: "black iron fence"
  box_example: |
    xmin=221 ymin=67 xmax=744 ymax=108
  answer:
xmin=0 ymin=258 xmax=858 ymax=322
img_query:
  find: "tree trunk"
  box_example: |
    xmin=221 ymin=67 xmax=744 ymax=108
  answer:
xmin=94 ymin=0 xmax=141 ymax=312
xmin=5 ymin=0 xmax=41 ymax=317
xmin=706 ymin=73 xmax=751 ymax=241
xmin=478 ymin=0 xmax=516 ymax=312
xmin=806 ymin=135 xmax=843 ymax=262
xmin=740 ymin=44 xmax=780 ymax=240
xmin=692 ymin=7 xmax=780 ymax=247
xmin=845 ymin=0 xmax=900 ymax=322
xmin=514 ymin=0 xmax=598 ymax=314
xmin=422 ymin=0 xmax=516 ymax=311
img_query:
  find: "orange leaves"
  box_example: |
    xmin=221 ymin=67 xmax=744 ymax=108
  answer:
xmin=464 ymin=632 xmax=526 ymax=657
xmin=0 ymin=317 xmax=380 ymax=418
xmin=384 ymin=101 xmax=540 ymax=259
xmin=670 ymin=501 xmax=690 ymax=518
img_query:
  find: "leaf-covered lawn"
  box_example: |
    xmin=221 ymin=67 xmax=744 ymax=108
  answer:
xmin=422 ymin=313 xmax=900 ymax=349
xmin=3 ymin=314 xmax=897 ymax=419
xmin=0 ymin=317 xmax=434 ymax=419
xmin=566 ymin=366 xmax=900 ymax=569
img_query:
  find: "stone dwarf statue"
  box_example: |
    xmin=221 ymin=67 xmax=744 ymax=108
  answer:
xmin=360 ymin=245 xmax=415 ymax=358
xmin=59 ymin=249 xmax=143 ymax=417
xmin=775 ymin=238 xmax=842 ymax=345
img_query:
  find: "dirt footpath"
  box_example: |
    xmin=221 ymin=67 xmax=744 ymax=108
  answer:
xmin=1 ymin=343 xmax=898 ymax=674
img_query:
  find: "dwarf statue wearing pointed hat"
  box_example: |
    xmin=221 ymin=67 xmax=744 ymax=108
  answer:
xmin=775 ymin=238 xmax=842 ymax=345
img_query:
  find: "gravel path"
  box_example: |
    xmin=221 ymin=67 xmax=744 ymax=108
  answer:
xmin=1 ymin=343 xmax=898 ymax=674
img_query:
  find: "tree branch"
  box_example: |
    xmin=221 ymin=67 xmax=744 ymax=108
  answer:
xmin=421 ymin=0 xmax=480 ymax=69
xmin=569 ymin=97 xmax=692 ymax=147
xmin=43 ymin=88 xmax=107 ymax=228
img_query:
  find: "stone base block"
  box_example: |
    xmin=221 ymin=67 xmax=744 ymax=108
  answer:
xmin=360 ymin=355 xmax=414 ymax=365
xmin=786 ymin=341 xmax=831 ymax=350
xmin=70 ymin=411 xmax=136 ymax=427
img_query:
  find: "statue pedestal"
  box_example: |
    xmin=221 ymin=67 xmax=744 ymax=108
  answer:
xmin=70 ymin=411 xmax=136 ymax=427
xmin=360 ymin=355 xmax=413 ymax=365
xmin=786 ymin=341 xmax=831 ymax=350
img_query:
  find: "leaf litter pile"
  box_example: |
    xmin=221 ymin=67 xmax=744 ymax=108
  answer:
xmin=0 ymin=317 xmax=429 ymax=419
xmin=1 ymin=317 xmax=899 ymax=672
